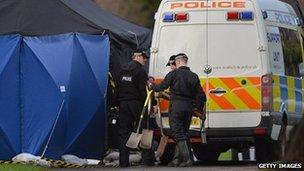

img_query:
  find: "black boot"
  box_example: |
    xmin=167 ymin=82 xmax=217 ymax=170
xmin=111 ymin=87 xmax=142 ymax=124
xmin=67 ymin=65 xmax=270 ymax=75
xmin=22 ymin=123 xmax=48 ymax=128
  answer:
xmin=142 ymin=149 xmax=155 ymax=166
xmin=119 ymin=147 xmax=130 ymax=167
xmin=168 ymin=144 xmax=180 ymax=167
xmin=187 ymin=141 xmax=194 ymax=163
xmin=178 ymin=141 xmax=192 ymax=167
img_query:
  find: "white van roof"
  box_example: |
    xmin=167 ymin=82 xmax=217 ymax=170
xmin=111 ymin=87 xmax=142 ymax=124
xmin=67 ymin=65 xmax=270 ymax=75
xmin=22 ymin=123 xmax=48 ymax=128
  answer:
xmin=257 ymin=0 xmax=297 ymax=15
xmin=160 ymin=0 xmax=296 ymax=16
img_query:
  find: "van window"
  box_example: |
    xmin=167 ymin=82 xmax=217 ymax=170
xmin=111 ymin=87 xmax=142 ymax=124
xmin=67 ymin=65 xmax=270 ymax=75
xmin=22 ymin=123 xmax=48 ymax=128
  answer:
xmin=279 ymin=28 xmax=303 ymax=77
xmin=156 ymin=25 xmax=207 ymax=76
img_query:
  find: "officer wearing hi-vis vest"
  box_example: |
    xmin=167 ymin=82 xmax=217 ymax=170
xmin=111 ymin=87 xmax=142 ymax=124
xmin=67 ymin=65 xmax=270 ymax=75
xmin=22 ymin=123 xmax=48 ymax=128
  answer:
xmin=116 ymin=50 xmax=154 ymax=167
xmin=149 ymin=53 xmax=206 ymax=167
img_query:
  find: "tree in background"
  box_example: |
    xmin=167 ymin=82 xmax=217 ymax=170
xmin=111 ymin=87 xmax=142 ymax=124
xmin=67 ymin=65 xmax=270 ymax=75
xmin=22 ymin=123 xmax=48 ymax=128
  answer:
xmin=281 ymin=0 xmax=304 ymax=20
xmin=93 ymin=0 xmax=161 ymax=28
xmin=93 ymin=0 xmax=303 ymax=29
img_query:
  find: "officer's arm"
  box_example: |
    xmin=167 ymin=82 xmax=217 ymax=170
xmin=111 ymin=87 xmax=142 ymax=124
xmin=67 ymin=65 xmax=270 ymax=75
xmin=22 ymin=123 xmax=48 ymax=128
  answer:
xmin=157 ymin=91 xmax=170 ymax=100
xmin=192 ymin=80 xmax=206 ymax=120
xmin=112 ymin=71 xmax=120 ymax=107
xmin=194 ymin=79 xmax=207 ymax=112
xmin=138 ymin=71 xmax=148 ymax=102
xmin=151 ymin=72 xmax=173 ymax=92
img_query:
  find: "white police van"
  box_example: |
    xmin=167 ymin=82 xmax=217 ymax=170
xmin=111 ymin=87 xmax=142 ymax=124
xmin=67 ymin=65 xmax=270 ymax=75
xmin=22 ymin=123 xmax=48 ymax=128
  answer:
xmin=150 ymin=0 xmax=304 ymax=162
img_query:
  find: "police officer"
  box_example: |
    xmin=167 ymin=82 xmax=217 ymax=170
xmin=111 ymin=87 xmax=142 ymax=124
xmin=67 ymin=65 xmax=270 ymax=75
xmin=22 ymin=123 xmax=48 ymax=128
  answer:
xmin=117 ymin=50 xmax=154 ymax=167
xmin=157 ymin=55 xmax=177 ymax=100
xmin=166 ymin=55 xmax=177 ymax=70
xmin=149 ymin=53 xmax=206 ymax=167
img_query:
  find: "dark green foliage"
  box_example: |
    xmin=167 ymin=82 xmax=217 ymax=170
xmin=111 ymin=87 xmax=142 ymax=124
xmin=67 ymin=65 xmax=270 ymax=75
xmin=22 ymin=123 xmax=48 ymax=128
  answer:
xmin=95 ymin=0 xmax=161 ymax=28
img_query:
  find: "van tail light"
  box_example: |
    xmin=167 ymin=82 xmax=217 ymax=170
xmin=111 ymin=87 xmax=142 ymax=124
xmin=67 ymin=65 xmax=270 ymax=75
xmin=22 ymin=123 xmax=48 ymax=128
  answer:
xmin=227 ymin=11 xmax=239 ymax=20
xmin=254 ymin=127 xmax=266 ymax=135
xmin=240 ymin=11 xmax=254 ymax=20
xmin=176 ymin=13 xmax=188 ymax=22
xmin=163 ymin=13 xmax=175 ymax=22
xmin=261 ymin=74 xmax=273 ymax=111
xmin=227 ymin=11 xmax=254 ymax=21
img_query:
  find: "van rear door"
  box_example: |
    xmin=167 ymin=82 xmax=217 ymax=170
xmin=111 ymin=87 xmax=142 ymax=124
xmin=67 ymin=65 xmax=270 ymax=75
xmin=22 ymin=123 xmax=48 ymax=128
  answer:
xmin=201 ymin=1 xmax=263 ymax=128
xmin=153 ymin=0 xmax=263 ymax=129
xmin=206 ymin=22 xmax=262 ymax=128
xmin=152 ymin=22 xmax=208 ymax=129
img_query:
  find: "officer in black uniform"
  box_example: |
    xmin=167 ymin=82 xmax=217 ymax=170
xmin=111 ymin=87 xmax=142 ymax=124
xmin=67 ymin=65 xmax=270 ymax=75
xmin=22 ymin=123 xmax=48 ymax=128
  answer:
xmin=117 ymin=51 xmax=154 ymax=167
xmin=156 ymin=55 xmax=177 ymax=100
xmin=149 ymin=53 xmax=206 ymax=167
xmin=166 ymin=55 xmax=177 ymax=70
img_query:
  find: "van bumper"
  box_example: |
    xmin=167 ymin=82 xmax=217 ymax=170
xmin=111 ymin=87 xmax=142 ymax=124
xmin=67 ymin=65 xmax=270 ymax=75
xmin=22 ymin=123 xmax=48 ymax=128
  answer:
xmin=155 ymin=116 xmax=272 ymax=144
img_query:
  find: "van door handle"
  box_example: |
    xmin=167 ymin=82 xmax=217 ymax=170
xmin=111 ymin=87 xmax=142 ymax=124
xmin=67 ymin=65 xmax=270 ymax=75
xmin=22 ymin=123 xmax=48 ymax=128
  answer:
xmin=209 ymin=88 xmax=227 ymax=94
xmin=210 ymin=90 xmax=227 ymax=94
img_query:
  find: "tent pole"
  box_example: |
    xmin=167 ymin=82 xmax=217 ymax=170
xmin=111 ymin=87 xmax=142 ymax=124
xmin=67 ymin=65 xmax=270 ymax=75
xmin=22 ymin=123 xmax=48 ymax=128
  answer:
xmin=19 ymin=39 xmax=24 ymax=153
xmin=41 ymin=99 xmax=65 ymax=158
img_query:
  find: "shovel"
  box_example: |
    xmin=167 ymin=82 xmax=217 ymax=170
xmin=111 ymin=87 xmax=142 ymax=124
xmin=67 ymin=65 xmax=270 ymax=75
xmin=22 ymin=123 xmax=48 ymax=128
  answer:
xmin=139 ymin=129 xmax=154 ymax=149
xmin=126 ymin=87 xmax=153 ymax=149
xmin=200 ymin=119 xmax=207 ymax=144
xmin=139 ymin=97 xmax=154 ymax=149
xmin=155 ymin=99 xmax=168 ymax=158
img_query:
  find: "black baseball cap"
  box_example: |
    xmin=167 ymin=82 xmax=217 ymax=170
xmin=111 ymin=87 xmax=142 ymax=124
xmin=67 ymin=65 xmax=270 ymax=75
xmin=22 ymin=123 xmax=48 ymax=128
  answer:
xmin=166 ymin=55 xmax=176 ymax=66
xmin=174 ymin=53 xmax=188 ymax=60
xmin=133 ymin=50 xmax=149 ymax=58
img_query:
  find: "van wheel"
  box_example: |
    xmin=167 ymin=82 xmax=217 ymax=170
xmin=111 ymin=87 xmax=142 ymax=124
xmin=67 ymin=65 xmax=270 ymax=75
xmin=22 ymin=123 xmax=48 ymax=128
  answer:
xmin=231 ymin=148 xmax=251 ymax=161
xmin=255 ymin=137 xmax=278 ymax=162
xmin=159 ymin=144 xmax=174 ymax=165
xmin=255 ymin=137 xmax=267 ymax=162
xmin=278 ymin=123 xmax=287 ymax=159
xmin=192 ymin=144 xmax=221 ymax=162
xmin=231 ymin=148 xmax=239 ymax=161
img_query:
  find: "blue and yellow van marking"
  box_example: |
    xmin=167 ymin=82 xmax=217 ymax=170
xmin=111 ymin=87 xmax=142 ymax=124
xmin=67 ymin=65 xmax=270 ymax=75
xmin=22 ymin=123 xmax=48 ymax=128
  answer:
xmin=272 ymin=75 xmax=303 ymax=114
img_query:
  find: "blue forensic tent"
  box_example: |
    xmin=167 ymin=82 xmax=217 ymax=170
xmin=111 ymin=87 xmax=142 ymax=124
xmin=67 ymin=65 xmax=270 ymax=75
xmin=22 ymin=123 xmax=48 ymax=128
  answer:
xmin=0 ymin=33 xmax=110 ymax=159
xmin=0 ymin=0 xmax=151 ymax=160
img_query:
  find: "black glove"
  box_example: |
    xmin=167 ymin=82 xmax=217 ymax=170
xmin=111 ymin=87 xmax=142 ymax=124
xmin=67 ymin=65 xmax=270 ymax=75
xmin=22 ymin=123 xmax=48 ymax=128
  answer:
xmin=193 ymin=108 xmax=206 ymax=122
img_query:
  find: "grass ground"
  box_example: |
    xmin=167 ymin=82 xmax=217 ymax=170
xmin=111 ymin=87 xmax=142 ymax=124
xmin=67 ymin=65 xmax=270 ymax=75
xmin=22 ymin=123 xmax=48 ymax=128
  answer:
xmin=0 ymin=150 xmax=232 ymax=170
xmin=218 ymin=149 xmax=232 ymax=161
xmin=0 ymin=164 xmax=48 ymax=171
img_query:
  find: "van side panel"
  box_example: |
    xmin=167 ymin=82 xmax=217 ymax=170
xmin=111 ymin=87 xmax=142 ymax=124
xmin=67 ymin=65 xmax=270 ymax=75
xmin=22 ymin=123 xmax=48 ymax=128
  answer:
xmin=271 ymin=75 xmax=304 ymax=127
xmin=266 ymin=21 xmax=304 ymax=120
xmin=201 ymin=77 xmax=261 ymax=111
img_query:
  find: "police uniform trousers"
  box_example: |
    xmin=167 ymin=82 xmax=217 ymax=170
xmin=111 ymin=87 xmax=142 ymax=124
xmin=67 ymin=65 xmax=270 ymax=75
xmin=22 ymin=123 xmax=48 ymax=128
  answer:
xmin=118 ymin=100 xmax=154 ymax=167
xmin=169 ymin=100 xmax=193 ymax=142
